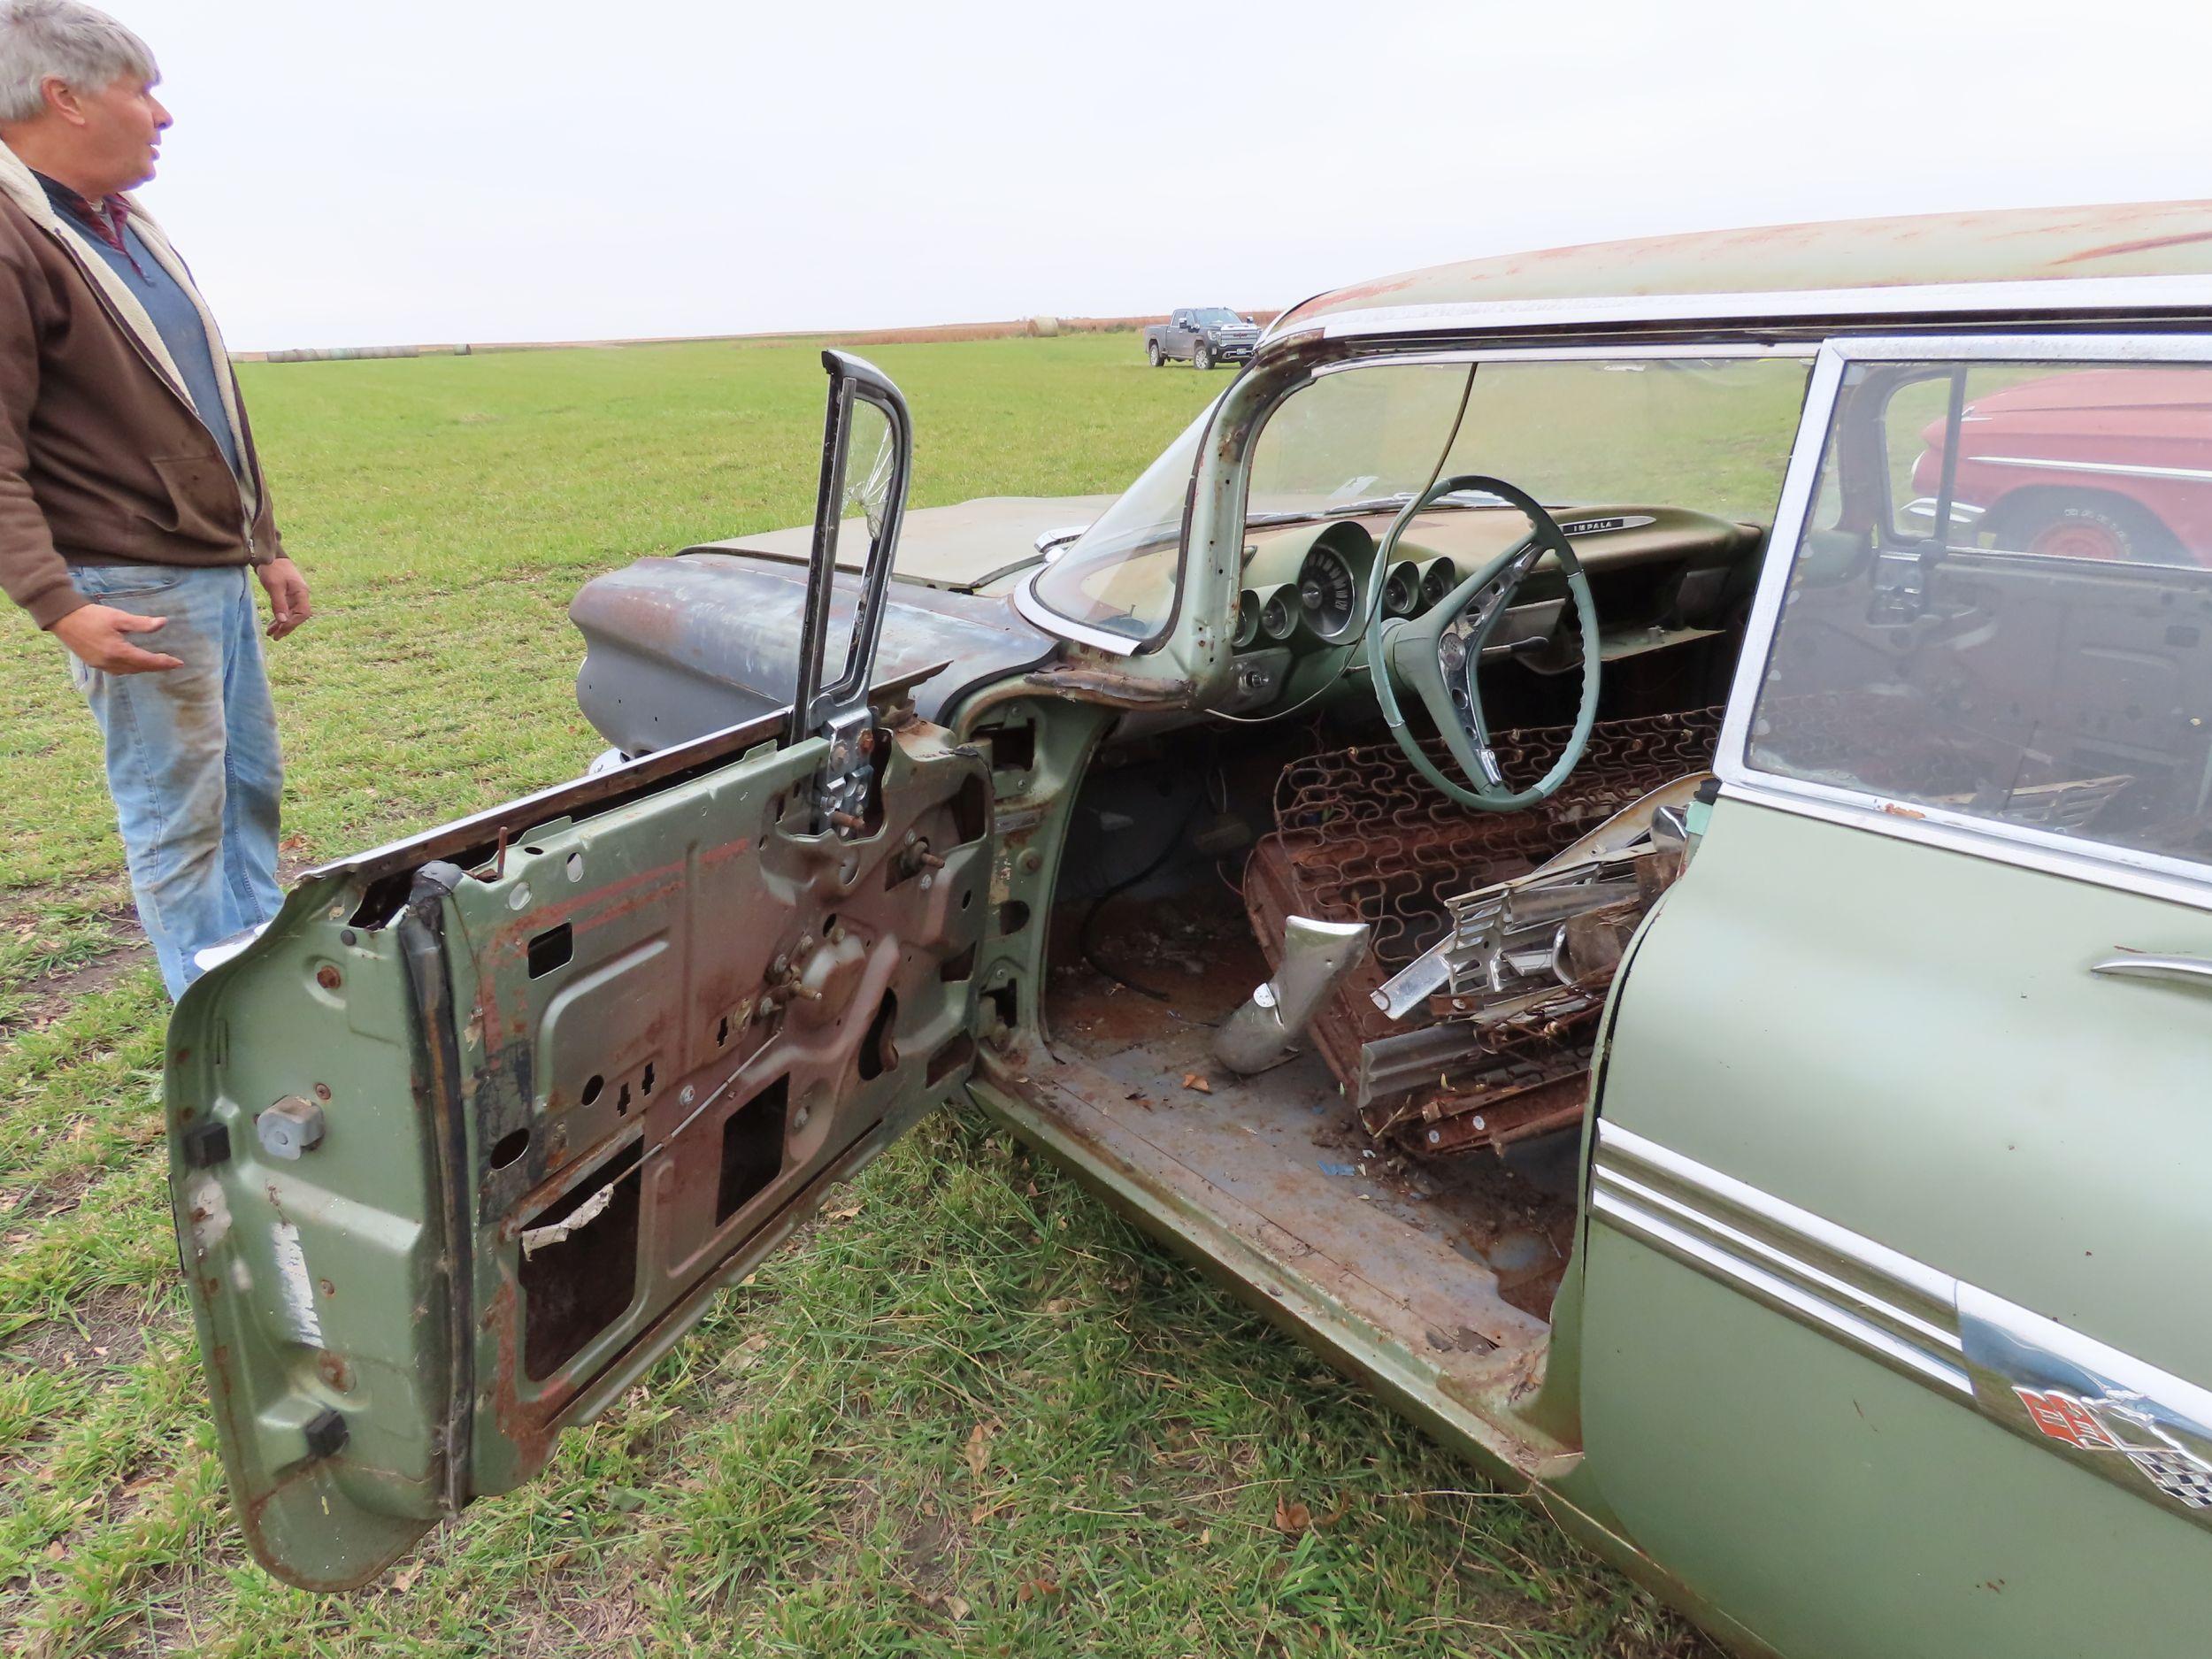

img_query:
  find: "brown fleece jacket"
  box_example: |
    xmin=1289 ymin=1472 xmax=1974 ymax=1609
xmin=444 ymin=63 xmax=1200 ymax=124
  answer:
xmin=0 ymin=141 xmax=283 ymax=630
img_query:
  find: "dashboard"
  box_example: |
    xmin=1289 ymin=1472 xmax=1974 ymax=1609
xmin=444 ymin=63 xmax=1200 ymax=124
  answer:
xmin=1221 ymin=503 xmax=1763 ymax=710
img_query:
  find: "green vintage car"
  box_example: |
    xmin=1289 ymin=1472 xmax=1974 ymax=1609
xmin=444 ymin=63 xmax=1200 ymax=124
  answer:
xmin=166 ymin=201 xmax=2212 ymax=1656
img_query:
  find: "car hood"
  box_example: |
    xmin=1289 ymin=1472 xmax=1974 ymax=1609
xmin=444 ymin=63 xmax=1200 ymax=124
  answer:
xmin=1962 ymin=369 xmax=2212 ymax=420
xmin=685 ymin=494 xmax=1122 ymax=594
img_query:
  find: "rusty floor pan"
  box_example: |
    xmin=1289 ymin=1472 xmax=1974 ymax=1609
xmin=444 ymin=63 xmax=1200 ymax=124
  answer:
xmin=1040 ymin=895 xmax=1578 ymax=1351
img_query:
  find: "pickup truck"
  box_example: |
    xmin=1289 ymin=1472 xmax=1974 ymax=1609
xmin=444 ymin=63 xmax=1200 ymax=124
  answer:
xmin=1145 ymin=306 xmax=1261 ymax=369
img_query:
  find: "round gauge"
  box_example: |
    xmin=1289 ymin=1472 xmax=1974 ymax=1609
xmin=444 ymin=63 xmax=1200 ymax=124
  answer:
xmin=1233 ymin=588 xmax=1262 ymax=649
xmin=1259 ymin=587 xmax=1298 ymax=641
xmin=1419 ymin=557 xmax=1459 ymax=610
xmin=1297 ymin=543 xmax=1359 ymax=641
xmin=1382 ymin=561 xmax=1421 ymax=618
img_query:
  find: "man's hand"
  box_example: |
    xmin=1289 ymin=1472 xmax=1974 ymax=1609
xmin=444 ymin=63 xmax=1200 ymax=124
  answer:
xmin=257 ymin=557 xmax=311 ymax=640
xmin=52 ymin=603 xmax=183 ymax=673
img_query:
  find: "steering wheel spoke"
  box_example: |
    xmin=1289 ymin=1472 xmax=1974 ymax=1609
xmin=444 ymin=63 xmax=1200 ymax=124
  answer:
xmin=1363 ymin=477 xmax=1601 ymax=810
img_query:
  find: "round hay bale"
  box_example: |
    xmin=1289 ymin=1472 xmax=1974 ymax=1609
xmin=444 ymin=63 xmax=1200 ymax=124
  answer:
xmin=1027 ymin=314 xmax=1061 ymax=338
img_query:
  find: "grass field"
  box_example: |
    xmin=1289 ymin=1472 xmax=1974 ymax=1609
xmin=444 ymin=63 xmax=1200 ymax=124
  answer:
xmin=0 ymin=331 xmax=1714 ymax=1656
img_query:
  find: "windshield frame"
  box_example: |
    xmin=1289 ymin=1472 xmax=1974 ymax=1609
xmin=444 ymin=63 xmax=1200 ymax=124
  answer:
xmin=1017 ymin=339 xmax=1816 ymax=659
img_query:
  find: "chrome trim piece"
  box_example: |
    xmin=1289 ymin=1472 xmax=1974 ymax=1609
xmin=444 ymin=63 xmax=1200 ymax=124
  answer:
xmin=1712 ymin=343 xmax=1846 ymax=775
xmin=1957 ymin=1285 xmax=2212 ymax=1519
xmin=1560 ymin=513 xmax=1658 ymax=537
xmin=1294 ymin=277 xmax=2212 ymax=345
xmin=1591 ymin=1186 xmax=1973 ymax=1394
xmin=1594 ymin=1122 xmax=1967 ymax=1399
xmin=1596 ymin=1119 xmax=2212 ymax=1527
xmin=1010 ymin=569 xmax=1141 ymax=657
xmin=1902 ymin=496 xmax=1985 ymax=523
xmin=1715 ymin=334 xmax=2212 ymax=904
xmin=1034 ymin=523 xmax=1093 ymax=557
xmin=1597 ymin=1123 xmax=1956 ymax=1305
xmin=1977 ymin=454 xmax=2212 ymax=484
xmin=2089 ymin=953 xmax=2212 ymax=985
xmin=1305 ymin=342 xmax=1816 ymax=373
xmin=1716 ymin=773 xmax=2212 ymax=914
xmin=1595 ymin=1164 xmax=1962 ymax=1355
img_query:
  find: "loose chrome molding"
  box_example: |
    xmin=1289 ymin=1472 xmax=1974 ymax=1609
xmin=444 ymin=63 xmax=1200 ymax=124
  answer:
xmin=1595 ymin=1119 xmax=2212 ymax=1527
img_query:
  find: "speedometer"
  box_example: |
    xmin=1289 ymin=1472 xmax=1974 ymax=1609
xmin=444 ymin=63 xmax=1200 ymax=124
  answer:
xmin=1298 ymin=543 xmax=1359 ymax=641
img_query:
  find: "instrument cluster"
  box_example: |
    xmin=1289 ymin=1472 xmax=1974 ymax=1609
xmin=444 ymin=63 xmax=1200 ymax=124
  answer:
xmin=1231 ymin=520 xmax=1466 ymax=651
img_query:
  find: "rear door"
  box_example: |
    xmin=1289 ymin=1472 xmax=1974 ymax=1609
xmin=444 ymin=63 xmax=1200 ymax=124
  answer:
xmin=165 ymin=352 xmax=995 ymax=1590
xmin=1578 ymin=337 xmax=2212 ymax=1656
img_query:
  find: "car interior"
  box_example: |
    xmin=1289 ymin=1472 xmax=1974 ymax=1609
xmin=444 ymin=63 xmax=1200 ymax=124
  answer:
xmin=988 ymin=349 xmax=2212 ymax=1417
xmin=985 ymin=355 xmax=1819 ymax=1410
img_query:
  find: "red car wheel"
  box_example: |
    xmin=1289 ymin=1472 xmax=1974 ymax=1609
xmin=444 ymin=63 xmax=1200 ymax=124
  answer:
xmin=2011 ymin=498 xmax=2172 ymax=563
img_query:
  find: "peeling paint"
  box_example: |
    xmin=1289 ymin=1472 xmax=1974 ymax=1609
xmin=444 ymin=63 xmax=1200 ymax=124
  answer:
xmin=186 ymin=1171 xmax=232 ymax=1257
xmin=271 ymin=1221 xmax=325 ymax=1345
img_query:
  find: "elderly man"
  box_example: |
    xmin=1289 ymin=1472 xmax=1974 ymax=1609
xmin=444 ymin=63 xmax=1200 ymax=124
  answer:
xmin=0 ymin=0 xmax=307 ymax=998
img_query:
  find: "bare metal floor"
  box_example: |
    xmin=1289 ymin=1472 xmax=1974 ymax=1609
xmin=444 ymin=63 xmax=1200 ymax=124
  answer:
xmin=1032 ymin=896 xmax=1572 ymax=1391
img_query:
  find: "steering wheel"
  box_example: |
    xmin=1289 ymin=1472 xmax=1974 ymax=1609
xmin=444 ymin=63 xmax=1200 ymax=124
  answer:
xmin=1363 ymin=473 xmax=1601 ymax=810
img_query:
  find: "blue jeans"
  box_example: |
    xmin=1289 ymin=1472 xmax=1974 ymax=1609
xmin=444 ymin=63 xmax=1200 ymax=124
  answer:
xmin=66 ymin=563 xmax=284 ymax=999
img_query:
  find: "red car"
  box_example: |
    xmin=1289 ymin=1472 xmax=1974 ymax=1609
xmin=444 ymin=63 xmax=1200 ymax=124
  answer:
xmin=1911 ymin=366 xmax=2212 ymax=562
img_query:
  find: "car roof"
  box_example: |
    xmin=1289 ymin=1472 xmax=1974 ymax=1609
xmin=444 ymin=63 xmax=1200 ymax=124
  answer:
xmin=1276 ymin=201 xmax=2212 ymax=334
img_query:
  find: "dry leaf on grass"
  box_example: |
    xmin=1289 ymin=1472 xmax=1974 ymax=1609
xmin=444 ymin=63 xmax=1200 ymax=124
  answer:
xmin=824 ymin=1195 xmax=864 ymax=1221
xmin=965 ymin=1420 xmax=997 ymax=1481
xmin=1272 ymin=1497 xmax=1312 ymax=1535
xmin=1017 ymin=1577 xmax=1063 ymax=1604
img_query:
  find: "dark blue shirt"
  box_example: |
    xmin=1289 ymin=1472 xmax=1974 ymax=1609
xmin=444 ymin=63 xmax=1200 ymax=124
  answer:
xmin=32 ymin=173 xmax=242 ymax=478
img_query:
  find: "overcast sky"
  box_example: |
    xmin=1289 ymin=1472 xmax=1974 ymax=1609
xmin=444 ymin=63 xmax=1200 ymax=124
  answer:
xmin=110 ymin=0 xmax=2212 ymax=351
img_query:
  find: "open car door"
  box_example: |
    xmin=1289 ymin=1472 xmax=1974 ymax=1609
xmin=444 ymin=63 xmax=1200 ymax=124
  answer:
xmin=164 ymin=353 xmax=993 ymax=1590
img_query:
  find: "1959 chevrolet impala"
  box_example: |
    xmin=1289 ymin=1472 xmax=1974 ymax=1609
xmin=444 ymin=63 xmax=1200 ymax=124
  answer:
xmin=166 ymin=199 xmax=2212 ymax=1657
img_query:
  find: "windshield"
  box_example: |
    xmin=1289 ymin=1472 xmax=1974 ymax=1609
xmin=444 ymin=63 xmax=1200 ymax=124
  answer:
xmin=1029 ymin=356 xmax=1812 ymax=643
xmin=1192 ymin=308 xmax=1247 ymax=326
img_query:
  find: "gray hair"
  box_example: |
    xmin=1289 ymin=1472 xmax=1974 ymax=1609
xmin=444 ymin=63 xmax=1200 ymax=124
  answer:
xmin=0 ymin=0 xmax=155 ymax=125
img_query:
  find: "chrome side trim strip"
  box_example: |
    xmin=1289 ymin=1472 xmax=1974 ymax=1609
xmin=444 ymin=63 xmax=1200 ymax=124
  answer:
xmin=1977 ymin=453 xmax=2212 ymax=484
xmin=1589 ymin=1186 xmax=1973 ymax=1394
xmin=1596 ymin=1119 xmax=2212 ymax=1527
xmin=1594 ymin=1120 xmax=1970 ymax=1394
xmin=1594 ymin=1164 xmax=1961 ymax=1353
xmin=1715 ymin=778 xmax=2212 ymax=918
xmin=1598 ymin=1121 xmax=1956 ymax=1305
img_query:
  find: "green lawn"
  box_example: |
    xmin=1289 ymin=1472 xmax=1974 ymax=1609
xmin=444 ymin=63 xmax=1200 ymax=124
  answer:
xmin=0 ymin=331 xmax=1710 ymax=1656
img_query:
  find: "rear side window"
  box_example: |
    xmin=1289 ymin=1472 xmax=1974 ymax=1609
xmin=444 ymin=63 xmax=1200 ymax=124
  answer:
xmin=1748 ymin=356 xmax=2212 ymax=865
